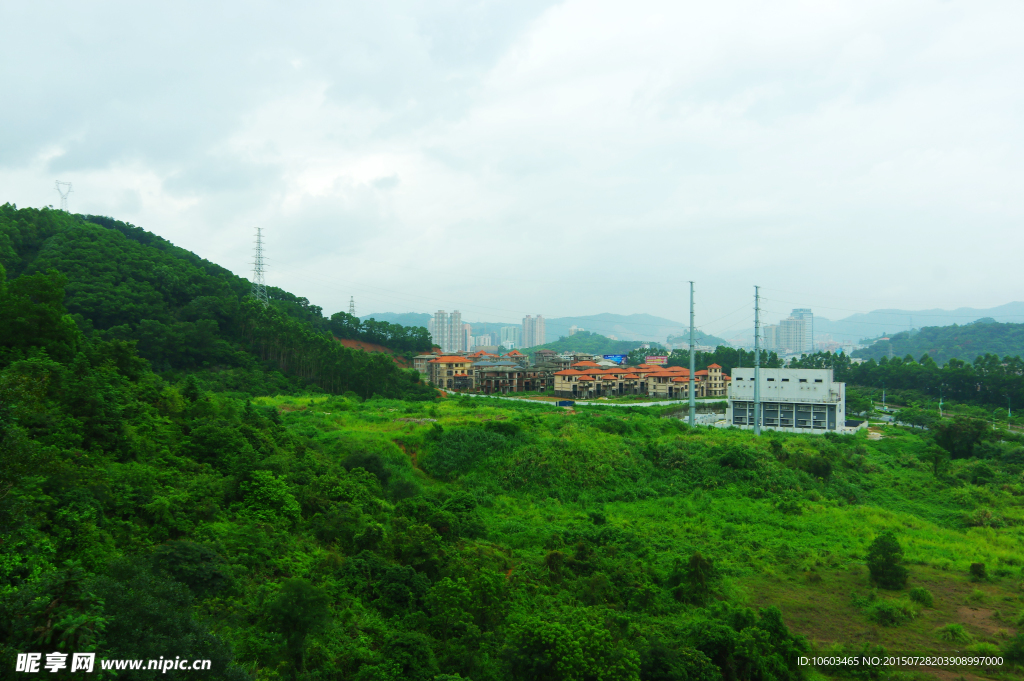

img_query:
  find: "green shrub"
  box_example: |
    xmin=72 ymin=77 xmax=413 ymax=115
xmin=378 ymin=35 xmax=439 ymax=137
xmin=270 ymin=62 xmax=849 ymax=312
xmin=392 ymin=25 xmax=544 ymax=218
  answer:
xmin=908 ymin=587 xmax=934 ymax=607
xmin=966 ymin=642 xmax=1000 ymax=656
xmin=422 ymin=426 xmax=509 ymax=480
xmin=936 ymin=623 xmax=972 ymax=644
xmin=867 ymin=531 xmax=909 ymax=589
xmin=969 ymin=563 xmax=987 ymax=581
xmin=1003 ymin=633 xmax=1024 ymax=664
xmin=867 ymin=599 xmax=917 ymax=627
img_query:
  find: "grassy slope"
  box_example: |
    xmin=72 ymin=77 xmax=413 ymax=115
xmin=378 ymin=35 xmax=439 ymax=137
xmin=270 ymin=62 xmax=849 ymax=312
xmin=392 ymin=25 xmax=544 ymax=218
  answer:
xmin=259 ymin=395 xmax=1024 ymax=664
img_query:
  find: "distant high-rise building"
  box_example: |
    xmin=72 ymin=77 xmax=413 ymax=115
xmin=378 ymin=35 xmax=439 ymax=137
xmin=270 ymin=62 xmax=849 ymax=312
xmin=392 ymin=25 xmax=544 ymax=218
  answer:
xmin=765 ymin=309 xmax=813 ymax=355
xmin=500 ymin=326 xmax=521 ymax=348
xmin=791 ymin=309 xmax=813 ymax=354
xmin=521 ymin=315 xmax=545 ymax=348
xmin=429 ymin=310 xmax=464 ymax=353
xmin=471 ymin=334 xmax=494 ymax=349
xmin=779 ymin=316 xmax=804 ymax=355
xmin=569 ymin=325 xmax=584 ymax=336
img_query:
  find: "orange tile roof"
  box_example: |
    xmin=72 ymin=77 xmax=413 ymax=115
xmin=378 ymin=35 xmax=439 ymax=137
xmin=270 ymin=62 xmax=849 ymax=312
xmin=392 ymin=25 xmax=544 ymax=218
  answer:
xmin=707 ymin=363 xmax=722 ymax=369
xmin=577 ymin=375 xmax=595 ymax=381
xmin=722 ymin=374 xmax=731 ymax=380
xmin=505 ymin=350 xmax=524 ymax=356
xmin=554 ymin=369 xmax=582 ymax=376
xmin=671 ymin=376 xmax=693 ymax=382
xmin=696 ymin=370 xmax=709 ymax=375
xmin=429 ymin=356 xmax=472 ymax=363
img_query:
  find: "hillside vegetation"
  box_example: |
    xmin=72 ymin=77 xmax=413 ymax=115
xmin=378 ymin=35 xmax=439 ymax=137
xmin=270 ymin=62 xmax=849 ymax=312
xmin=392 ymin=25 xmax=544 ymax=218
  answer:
xmin=854 ymin=319 xmax=1024 ymax=365
xmin=523 ymin=331 xmax=659 ymax=356
xmin=4 ymin=205 xmax=1024 ymax=681
xmin=0 ymin=205 xmax=433 ymax=398
xmin=4 ymin=257 xmax=1024 ymax=679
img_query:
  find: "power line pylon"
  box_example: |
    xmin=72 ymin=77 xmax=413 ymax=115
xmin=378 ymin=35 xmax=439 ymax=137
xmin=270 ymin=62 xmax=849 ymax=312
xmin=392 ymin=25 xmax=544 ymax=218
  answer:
xmin=348 ymin=296 xmax=355 ymax=316
xmin=251 ymin=227 xmax=268 ymax=307
xmin=55 ymin=181 xmax=73 ymax=212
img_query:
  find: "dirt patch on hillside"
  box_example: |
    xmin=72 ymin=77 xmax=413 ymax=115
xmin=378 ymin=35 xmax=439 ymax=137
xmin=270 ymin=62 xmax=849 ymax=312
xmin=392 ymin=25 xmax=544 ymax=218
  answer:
xmin=956 ymin=606 xmax=1003 ymax=636
xmin=334 ymin=337 xmax=411 ymax=367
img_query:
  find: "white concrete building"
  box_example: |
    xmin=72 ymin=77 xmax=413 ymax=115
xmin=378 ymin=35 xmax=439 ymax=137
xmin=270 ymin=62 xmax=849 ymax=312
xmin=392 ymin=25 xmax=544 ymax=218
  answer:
xmin=726 ymin=368 xmax=845 ymax=433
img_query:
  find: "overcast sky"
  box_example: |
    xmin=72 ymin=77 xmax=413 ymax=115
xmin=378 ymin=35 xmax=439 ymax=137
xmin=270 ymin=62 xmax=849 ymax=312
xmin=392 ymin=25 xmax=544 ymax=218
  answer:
xmin=2 ymin=1 xmax=1022 ymax=338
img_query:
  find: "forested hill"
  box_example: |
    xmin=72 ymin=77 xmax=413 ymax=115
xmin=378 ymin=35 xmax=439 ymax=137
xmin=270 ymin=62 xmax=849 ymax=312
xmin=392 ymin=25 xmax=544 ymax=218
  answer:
xmin=853 ymin=319 xmax=1024 ymax=365
xmin=0 ymin=204 xmax=433 ymax=398
xmin=521 ymin=331 xmax=656 ymax=356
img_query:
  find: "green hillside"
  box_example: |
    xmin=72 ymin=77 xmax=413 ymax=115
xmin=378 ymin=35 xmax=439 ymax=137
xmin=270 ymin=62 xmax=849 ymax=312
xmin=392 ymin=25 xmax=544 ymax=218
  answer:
xmin=522 ymin=330 xmax=659 ymax=356
xmin=0 ymin=205 xmax=433 ymax=398
xmin=854 ymin=318 xmax=1024 ymax=365
xmin=4 ymin=204 xmax=1024 ymax=680
xmin=666 ymin=330 xmax=731 ymax=348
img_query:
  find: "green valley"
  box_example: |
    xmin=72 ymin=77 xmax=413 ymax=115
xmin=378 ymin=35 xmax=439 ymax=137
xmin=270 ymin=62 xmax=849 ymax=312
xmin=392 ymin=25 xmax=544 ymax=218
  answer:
xmin=2 ymin=205 xmax=1024 ymax=681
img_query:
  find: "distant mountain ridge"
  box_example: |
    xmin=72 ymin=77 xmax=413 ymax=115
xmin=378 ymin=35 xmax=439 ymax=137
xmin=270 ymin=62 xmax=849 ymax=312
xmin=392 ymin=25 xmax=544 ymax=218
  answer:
xmin=815 ymin=302 xmax=1024 ymax=342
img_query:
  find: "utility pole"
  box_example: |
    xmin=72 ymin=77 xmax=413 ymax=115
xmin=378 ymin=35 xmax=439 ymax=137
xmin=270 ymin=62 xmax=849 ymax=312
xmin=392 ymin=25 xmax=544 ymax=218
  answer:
xmin=348 ymin=296 xmax=356 ymax=316
xmin=251 ymin=227 xmax=268 ymax=307
xmin=55 ymin=181 xmax=73 ymax=212
xmin=882 ymin=381 xmax=886 ymax=412
xmin=938 ymin=383 xmax=945 ymax=418
xmin=754 ymin=285 xmax=761 ymax=436
xmin=689 ymin=281 xmax=696 ymax=428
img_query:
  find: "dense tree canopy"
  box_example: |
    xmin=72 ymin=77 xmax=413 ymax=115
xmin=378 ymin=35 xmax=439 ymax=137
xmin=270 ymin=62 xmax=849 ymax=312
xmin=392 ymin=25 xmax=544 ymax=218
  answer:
xmin=0 ymin=204 xmax=433 ymax=396
xmin=854 ymin=318 xmax=1024 ymax=365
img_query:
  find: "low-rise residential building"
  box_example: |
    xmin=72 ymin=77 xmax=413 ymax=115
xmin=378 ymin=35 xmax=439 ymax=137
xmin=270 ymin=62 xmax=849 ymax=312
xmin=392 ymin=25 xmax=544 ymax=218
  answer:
xmin=502 ymin=350 xmax=529 ymax=367
xmin=552 ymin=364 xmax=730 ymax=399
xmin=413 ymin=353 xmax=439 ymax=377
xmin=533 ymin=348 xmax=559 ymax=366
xmin=726 ymin=367 xmax=845 ymax=433
xmin=427 ymin=355 xmax=476 ymax=390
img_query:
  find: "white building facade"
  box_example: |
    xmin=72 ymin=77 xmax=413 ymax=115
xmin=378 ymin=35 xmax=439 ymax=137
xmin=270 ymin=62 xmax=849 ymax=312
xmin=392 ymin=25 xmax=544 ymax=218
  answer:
xmin=726 ymin=368 xmax=845 ymax=433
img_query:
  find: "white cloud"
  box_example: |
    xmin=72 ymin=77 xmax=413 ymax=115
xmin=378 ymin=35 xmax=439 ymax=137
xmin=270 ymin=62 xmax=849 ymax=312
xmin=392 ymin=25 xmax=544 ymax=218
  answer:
xmin=2 ymin=0 xmax=1022 ymax=333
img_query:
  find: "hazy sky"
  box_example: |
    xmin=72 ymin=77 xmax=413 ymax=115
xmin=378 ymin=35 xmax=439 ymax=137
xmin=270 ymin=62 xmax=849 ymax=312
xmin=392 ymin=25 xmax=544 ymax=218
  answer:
xmin=2 ymin=1 xmax=1022 ymax=338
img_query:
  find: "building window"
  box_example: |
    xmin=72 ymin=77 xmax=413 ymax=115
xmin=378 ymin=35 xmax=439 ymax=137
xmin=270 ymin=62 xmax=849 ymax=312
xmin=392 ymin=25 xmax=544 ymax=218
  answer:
xmin=815 ymin=379 xmax=823 ymax=383
xmin=767 ymin=378 xmax=775 ymax=382
xmin=782 ymin=378 xmax=789 ymax=382
xmin=799 ymin=379 xmax=807 ymax=383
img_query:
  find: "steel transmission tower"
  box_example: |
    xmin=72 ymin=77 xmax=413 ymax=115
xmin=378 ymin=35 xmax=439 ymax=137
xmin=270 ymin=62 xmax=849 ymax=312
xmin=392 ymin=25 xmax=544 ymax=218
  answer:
xmin=349 ymin=296 xmax=356 ymax=316
xmin=251 ymin=228 xmax=268 ymax=307
xmin=55 ymin=181 xmax=73 ymax=212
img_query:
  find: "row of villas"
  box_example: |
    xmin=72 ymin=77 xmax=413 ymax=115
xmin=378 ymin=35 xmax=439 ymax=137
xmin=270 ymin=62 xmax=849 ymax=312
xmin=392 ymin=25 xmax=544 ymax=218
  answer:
xmin=414 ymin=349 xmax=730 ymax=398
xmin=552 ymin=363 xmax=729 ymax=399
xmin=415 ymin=349 xmax=853 ymax=434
